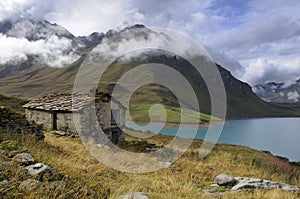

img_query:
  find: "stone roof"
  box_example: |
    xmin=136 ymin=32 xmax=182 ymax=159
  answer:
xmin=22 ymin=92 xmax=107 ymax=112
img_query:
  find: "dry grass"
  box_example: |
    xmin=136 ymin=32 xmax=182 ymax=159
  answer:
xmin=1 ymin=130 xmax=300 ymax=198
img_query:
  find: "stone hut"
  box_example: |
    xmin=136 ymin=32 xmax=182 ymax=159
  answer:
xmin=23 ymin=92 xmax=126 ymax=144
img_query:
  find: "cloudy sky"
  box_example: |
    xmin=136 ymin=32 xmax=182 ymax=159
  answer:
xmin=0 ymin=0 xmax=300 ymax=85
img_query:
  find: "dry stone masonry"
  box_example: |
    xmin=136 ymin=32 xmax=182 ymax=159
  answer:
xmin=23 ymin=91 xmax=126 ymax=144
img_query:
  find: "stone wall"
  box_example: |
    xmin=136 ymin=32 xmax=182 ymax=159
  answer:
xmin=25 ymin=109 xmax=52 ymax=130
xmin=0 ymin=106 xmax=44 ymax=140
xmin=57 ymin=112 xmax=77 ymax=133
xmin=77 ymin=102 xmax=125 ymax=144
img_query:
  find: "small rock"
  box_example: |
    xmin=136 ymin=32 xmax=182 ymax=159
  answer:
xmin=0 ymin=179 xmax=9 ymax=187
xmin=25 ymin=163 xmax=53 ymax=177
xmin=19 ymin=179 xmax=41 ymax=191
xmin=215 ymin=174 xmax=237 ymax=186
xmin=1 ymin=161 xmax=12 ymax=166
xmin=12 ymin=153 xmax=34 ymax=165
xmin=159 ymin=161 xmax=173 ymax=168
xmin=119 ymin=192 xmax=149 ymax=199
xmin=210 ymin=184 xmax=219 ymax=187
xmin=50 ymin=131 xmax=68 ymax=137
xmin=0 ymin=150 xmax=5 ymax=155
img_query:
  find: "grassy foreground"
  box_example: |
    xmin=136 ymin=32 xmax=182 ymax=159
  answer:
xmin=1 ymin=129 xmax=300 ymax=199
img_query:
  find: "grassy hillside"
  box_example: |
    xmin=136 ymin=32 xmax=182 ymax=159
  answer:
xmin=1 ymin=93 xmax=299 ymax=198
xmin=1 ymin=54 xmax=300 ymax=119
xmin=129 ymin=103 xmax=220 ymax=124
xmin=1 ymin=130 xmax=300 ymax=198
xmin=0 ymin=94 xmax=30 ymax=113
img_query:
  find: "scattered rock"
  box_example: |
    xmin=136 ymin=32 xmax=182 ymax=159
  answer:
xmin=0 ymin=179 xmax=9 ymax=187
xmin=50 ymin=131 xmax=68 ymax=137
xmin=230 ymin=177 xmax=299 ymax=191
xmin=211 ymin=174 xmax=300 ymax=192
xmin=215 ymin=174 xmax=237 ymax=186
xmin=0 ymin=150 xmax=5 ymax=155
xmin=25 ymin=163 xmax=53 ymax=177
xmin=1 ymin=161 xmax=12 ymax=166
xmin=119 ymin=192 xmax=149 ymax=199
xmin=19 ymin=179 xmax=42 ymax=191
xmin=12 ymin=153 xmax=34 ymax=165
xmin=159 ymin=161 xmax=174 ymax=168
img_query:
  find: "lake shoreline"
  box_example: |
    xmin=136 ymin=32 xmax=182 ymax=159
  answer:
xmin=126 ymin=118 xmax=300 ymax=162
xmin=126 ymin=120 xmax=230 ymax=128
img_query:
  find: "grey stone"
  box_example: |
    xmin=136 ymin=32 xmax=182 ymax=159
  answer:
xmin=50 ymin=131 xmax=68 ymax=136
xmin=280 ymin=183 xmax=299 ymax=191
xmin=119 ymin=192 xmax=149 ymax=199
xmin=12 ymin=153 xmax=34 ymax=165
xmin=215 ymin=174 xmax=237 ymax=186
xmin=0 ymin=179 xmax=8 ymax=187
xmin=159 ymin=161 xmax=173 ymax=168
xmin=25 ymin=163 xmax=53 ymax=177
xmin=0 ymin=150 xmax=5 ymax=155
xmin=19 ymin=179 xmax=42 ymax=191
xmin=1 ymin=161 xmax=12 ymax=166
xmin=231 ymin=177 xmax=300 ymax=191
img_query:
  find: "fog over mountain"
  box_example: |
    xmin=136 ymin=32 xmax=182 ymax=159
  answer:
xmin=1 ymin=0 xmax=299 ymax=86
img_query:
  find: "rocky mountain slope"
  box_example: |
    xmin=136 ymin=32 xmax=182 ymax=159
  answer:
xmin=254 ymin=80 xmax=300 ymax=103
xmin=0 ymin=18 xmax=300 ymax=119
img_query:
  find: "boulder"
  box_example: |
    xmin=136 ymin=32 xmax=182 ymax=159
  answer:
xmin=25 ymin=163 xmax=53 ymax=177
xmin=215 ymin=174 xmax=237 ymax=186
xmin=119 ymin=192 xmax=149 ymax=199
xmin=12 ymin=153 xmax=34 ymax=165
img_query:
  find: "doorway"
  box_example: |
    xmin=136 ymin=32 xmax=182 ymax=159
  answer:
xmin=111 ymin=131 xmax=118 ymax=144
xmin=52 ymin=112 xmax=57 ymax=130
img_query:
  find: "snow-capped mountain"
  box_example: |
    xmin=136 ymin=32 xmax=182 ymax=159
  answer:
xmin=0 ymin=18 xmax=74 ymax=40
xmin=0 ymin=18 xmax=116 ymax=77
xmin=254 ymin=80 xmax=300 ymax=103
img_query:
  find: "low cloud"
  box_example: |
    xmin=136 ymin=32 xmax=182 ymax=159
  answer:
xmin=287 ymin=91 xmax=299 ymax=102
xmin=0 ymin=34 xmax=79 ymax=67
xmin=240 ymin=58 xmax=300 ymax=86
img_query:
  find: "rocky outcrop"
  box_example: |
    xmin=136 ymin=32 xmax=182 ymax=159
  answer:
xmin=212 ymin=174 xmax=299 ymax=191
xmin=232 ymin=177 xmax=299 ymax=191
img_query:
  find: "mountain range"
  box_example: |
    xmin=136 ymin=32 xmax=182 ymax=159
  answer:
xmin=254 ymin=80 xmax=300 ymax=103
xmin=0 ymin=18 xmax=300 ymax=119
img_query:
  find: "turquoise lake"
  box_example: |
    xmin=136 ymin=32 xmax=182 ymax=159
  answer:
xmin=127 ymin=118 xmax=300 ymax=162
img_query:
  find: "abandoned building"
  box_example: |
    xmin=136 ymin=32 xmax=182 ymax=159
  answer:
xmin=23 ymin=92 xmax=126 ymax=144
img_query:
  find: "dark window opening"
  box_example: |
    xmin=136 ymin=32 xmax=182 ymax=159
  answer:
xmin=111 ymin=110 xmax=120 ymax=125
